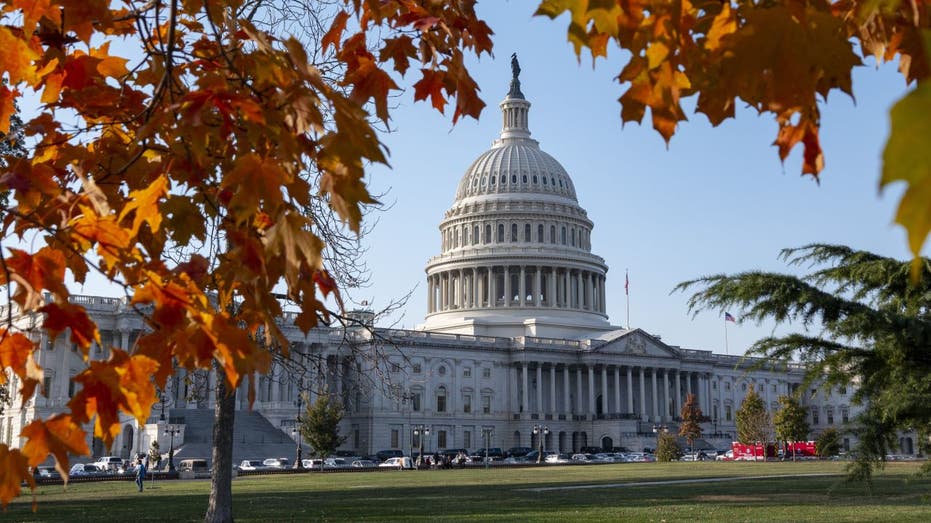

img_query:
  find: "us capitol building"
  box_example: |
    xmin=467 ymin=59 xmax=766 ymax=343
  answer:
xmin=2 ymin=63 xmax=886 ymax=462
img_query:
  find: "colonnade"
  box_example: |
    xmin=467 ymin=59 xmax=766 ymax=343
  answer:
xmin=427 ymin=265 xmax=606 ymax=313
xmin=513 ymin=362 xmax=715 ymax=423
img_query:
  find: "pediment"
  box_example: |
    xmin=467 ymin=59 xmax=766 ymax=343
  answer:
xmin=592 ymin=329 xmax=678 ymax=358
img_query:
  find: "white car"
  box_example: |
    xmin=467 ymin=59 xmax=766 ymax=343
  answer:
xmin=69 ymin=463 xmax=104 ymax=477
xmin=351 ymin=459 xmax=376 ymax=468
xmin=93 ymin=456 xmax=124 ymax=473
xmin=377 ymin=457 xmax=413 ymax=469
xmin=238 ymin=459 xmax=266 ymax=471
xmin=262 ymin=457 xmax=290 ymax=468
xmin=324 ymin=457 xmax=350 ymax=469
xmin=544 ymin=453 xmax=572 ymax=464
xmin=302 ymin=458 xmax=324 ymax=469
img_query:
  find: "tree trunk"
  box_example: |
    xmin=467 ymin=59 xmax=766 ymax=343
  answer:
xmin=205 ymin=372 xmax=236 ymax=523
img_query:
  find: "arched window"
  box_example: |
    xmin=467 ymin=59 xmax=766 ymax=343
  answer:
xmin=497 ymin=224 xmax=504 ymax=243
xmin=484 ymin=224 xmax=491 ymax=244
xmin=571 ymin=229 xmax=576 ymax=246
xmin=490 ymin=175 xmax=496 ymax=185
xmin=542 ymin=176 xmax=548 ymax=185
xmin=511 ymin=223 xmax=518 ymax=242
xmin=561 ymin=226 xmax=567 ymax=245
xmin=454 ymin=229 xmax=459 ymax=247
xmin=501 ymin=175 xmax=506 ymax=184
xmin=511 ymin=174 xmax=517 ymax=184
xmin=481 ymin=177 xmax=486 ymax=186
xmin=436 ymin=386 xmax=447 ymax=413
xmin=532 ymin=175 xmax=538 ymax=183
xmin=473 ymin=225 xmax=479 ymax=245
xmin=550 ymin=225 xmax=556 ymax=244
xmin=524 ymin=224 xmax=531 ymax=242
xmin=522 ymin=174 xmax=528 ymax=183
xmin=537 ymin=224 xmax=544 ymax=243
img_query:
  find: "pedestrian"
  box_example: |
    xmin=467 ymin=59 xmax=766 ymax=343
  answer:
xmin=135 ymin=455 xmax=147 ymax=492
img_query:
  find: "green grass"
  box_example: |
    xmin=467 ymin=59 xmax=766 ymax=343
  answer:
xmin=6 ymin=461 xmax=931 ymax=522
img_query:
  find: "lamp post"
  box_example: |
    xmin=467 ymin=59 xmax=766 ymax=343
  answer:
xmin=532 ymin=424 xmax=550 ymax=463
xmin=482 ymin=427 xmax=494 ymax=470
xmin=413 ymin=424 xmax=429 ymax=469
xmin=158 ymin=392 xmax=168 ymax=422
xmin=292 ymin=393 xmax=304 ymax=469
xmin=164 ymin=425 xmax=181 ymax=472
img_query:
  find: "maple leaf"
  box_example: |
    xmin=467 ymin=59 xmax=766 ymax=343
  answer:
xmin=323 ymin=10 xmax=350 ymax=52
xmin=0 ymin=446 xmax=33 ymax=509
xmin=4 ymin=247 xmax=69 ymax=310
xmin=40 ymin=301 xmax=101 ymax=353
xmin=413 ymin=69 xmax=448 ymax=112
xmin=20 ymin=415 xmax=89 ymax=479
xmin=0 ymin=331 xmax=44 ymax=400
xmin=118 ymin=175 xmax=169 ymax=236
xmin=380 ymin=36 xmax=417 ymax=76
xmin=881 ymin=81 xmax=931 ymax=278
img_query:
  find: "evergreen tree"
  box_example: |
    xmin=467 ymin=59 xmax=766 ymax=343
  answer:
xmin=678 ymin=244 xmax=931 ymax=478
xmin=773 ymin=395 xmax=810 ymax=461
xmin=299 ymin=395 xmax=346 ymax=470
xmin=735 ymin=385 xmax=771 ymax=461
xmin=655 ymin=432 xmax=682 ymax=462
xmin=816 ymin=428 xmax=841 ymax=458
xmin=0 ymin=98 xmax=25 ymax=210
xmin=678 ymin=393 xmax=704 ymax=452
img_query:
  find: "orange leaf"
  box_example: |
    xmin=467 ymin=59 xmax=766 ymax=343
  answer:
xmin=39 ymin=301 xmax=101 ymax=353
xmin=20 ymin=415 xmax=89 ymax=480
xmin=0 ymin=446 xmax=33 ymax=509
xmin=413 ymin=69 xmax=448 ymax=113
xmin=323 ymin=10 xmax=350 ymax=52
xmin=0 ymin=26 xmax=40 ymax=85
xmin=0 ymin=331 xmax=44 ymax=400
xmin=119 ymin=175 xmax=169 ymax=236
xmin=13 ymin=0 xmax=57 ymax=35
xmin=379 ymin=36 xmax=416 ymax=76
xmin=0 ymin=85 xmax=14 ymax=134
xmin=5 ymin=247 xmax=68 ymax=310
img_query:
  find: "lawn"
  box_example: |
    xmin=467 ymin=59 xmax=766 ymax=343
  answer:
xmin=6 ymin=461 xmax=931 ymax=522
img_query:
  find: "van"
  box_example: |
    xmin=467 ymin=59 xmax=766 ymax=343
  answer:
xmin=178 ymin=458 xmax=209 ymax=473
xmin=94 ymin=456 xmax=124 ymax=473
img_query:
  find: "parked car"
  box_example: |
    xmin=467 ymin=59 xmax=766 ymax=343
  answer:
xmin=715 ymin=450 xmax=735 ymax=461
xmin=35 ymin=466 xmax=62 ymax=480
xmin=237 ymin=459 xmax=266 ymax=471
xmin=505 ymin=447 xmax=533 ymax=458
xmin=375 ymin=449 xmax=404 ymax=462
xmin=378 ymin=457 xmax=413 ymax=469
xmin=262 ymin=457 xmax=290 ymax=468
xmin=324 ymin=457 xmax=351 ymax=469
xmin=544 ymin=453 xmax=572 ymax=464
xmin=470 ymin=448 xmax=505 ymax=461
xmin=69 ymin=463 xmax=105 ymax=477
xmin=351 ymin=459 xmax=377 ymax=468
xmin=93 ymin=456 xmax=124 ymax=473
xmin=179 ymin=458 xmax=210 ymax=473
xmin=302 ymin=458 xmax=324 ymax=469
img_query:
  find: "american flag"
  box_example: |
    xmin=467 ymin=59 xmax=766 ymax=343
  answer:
xmin=625 ymin=271 xmax=629 ymax=295
xmin=724 ymin=312 xmax=736 ymax=323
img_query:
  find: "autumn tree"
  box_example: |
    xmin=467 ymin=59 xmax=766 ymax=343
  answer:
xmin=299 ymin=394 xmax=346 ymax=470
xmin=534 ymin=1 xmax=931 ymax=269
xmin=678 ymin=393 xmax=704 ymax=452
xmin=0 ymin=0 xmax=493 ymax=512
xmin=677 ymin=244 xmax=931 ymax=478
xmin=735 ymin=385 xmax=771 ymax=461
xmin=773 ymin=395 xmax=810 ymax=461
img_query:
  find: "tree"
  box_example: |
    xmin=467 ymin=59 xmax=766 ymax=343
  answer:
xmin=534 ymin=1 xmax=931 ymax=266
xmin=678 ymin=393 xmax=704 ymax=452
xmin=678 ymin=244 xmax=931 ymax=478
xmin=773 ymin=395 xmax=810 ymax=462
xmin=0 ymin=0 xmax=492 ymax=511
xmin=299 ymin=394 xmax=346 ymax=470
xmin=655 ymin=432 xmax=682 ymax=462
xmin=0 ymin=96 xmax=24 ymax=210
xmin=816 ymin=428 xmax=842 ymax=459
xmin=147 ymin=440 xmax=161 ymax=469
xmin=735 ymin=385 xmax=771 ymax=461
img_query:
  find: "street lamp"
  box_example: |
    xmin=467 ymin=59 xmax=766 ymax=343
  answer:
xmin=292 ymin=393 xmax=304 ymax=469
xmin=532 ymin=425 xmax=550 ymax=463
xmin=482 ymin=427 xmax=494 ymax=470
xmin=164 ymin=425 xmax=181 ymax=472
xmin=158 ymin=392 xmax=168 ymax=422
xmin=413 ymin=424 xmax=430 ymax=468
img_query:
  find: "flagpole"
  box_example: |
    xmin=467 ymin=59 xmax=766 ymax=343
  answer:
xmin=625 ymin=269 xmax=630 ymax=330
xmin=724 ymin=319 xmax=729 ymax=355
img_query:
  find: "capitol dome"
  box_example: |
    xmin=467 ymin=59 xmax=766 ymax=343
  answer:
xmin=421 ymin=58 xmax=612 ymax=339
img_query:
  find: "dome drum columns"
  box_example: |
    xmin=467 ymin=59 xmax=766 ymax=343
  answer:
xmin=426 ymin=265 xmax=606 ymax=315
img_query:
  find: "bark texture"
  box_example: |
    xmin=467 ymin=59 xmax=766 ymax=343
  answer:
xmin=204 ymin=374 xmax=236 ymax=523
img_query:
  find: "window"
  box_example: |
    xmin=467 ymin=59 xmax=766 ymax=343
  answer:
xmin=839 ymin=386 xmax=847 ymax=395
xmin=454 ymin=229 xmax=458 ymax=247
xmin=524 ymin=223 xmax=531 ymax=242
xmin=497 ymin=224 xmax=504 ymax=242
xmin=826 ymin=408 xmax=834 ymax=425
xmin=438 ymin=365 xmax=446 ymax=376
xmin=43 ymin=376 xmax=52 ymax=397
xmin=771 ymin=384 xmax=776 ymax=393
xmin=413 ymin=363 xmax=422 ymax=374
xmin=464 ymin=430 xmax=472 ymax=449
xmin=412 ymin=392 xmax=422 ymax=412
xmin=532 ymin=175 xmax=538 ymax=183
xmin=571 ymin=229 xmax=576 ymax=246
xmin=463 ymin=394 xmax=472 ymax=413
xmin=561 ymin=226 xmax=566 ymax=245
xmin=436 ymin=386 xmax=447 ymax=413
xmin=482 ymin=368 xmax=491 ymax=379
xmin=725 ymin=382 xmax=731 ymax=391
xmin=811 ymin=407 xmax=819 ymax=425
xmin=712 ymin=381 xmax=717 ymax=390
xmin=353 ymin=428 xmax=360 ymax=448
xmin=537 ymin=224 xmax=544 ymax=243
xmin=550 ymin=225 xmax=556 ymax=244
xmin=68 ymin=379 xmax=76 ymax=398
xmin=841 ymin=407 xmax=849 ymax=424
xmin=522 ymin=174 xmax=528 ymax=183
xmin=437 ymin=430 xmax=447 ymax=449
xmin=542 ymin=176 xmax=547 ymax=185
xmin=473 ymin=226 xmax=479 ymax=245
xmin=741 ymin=383 xmax=747 ymax=391
xmin=490 ymin=175 xmax=495 ymax=185
xmin=463 ymin=367 xmax=472 ymax=378
xmin=511 ymin=174 xmax=517 ymax=183
xmin=725 ymin=405 xmax=732 ymax=421
xmin=511 ymin=224 xmax=518 ymax=242
xmin=482 ymin=395 xmax=491 ymax=414
xmin=500 ymin=175 xmax=506 ymax=184
xmin=484 ymin=224 xmax=491 ymax=244
xmin=390 ymin=429 xmax=399 ymax=448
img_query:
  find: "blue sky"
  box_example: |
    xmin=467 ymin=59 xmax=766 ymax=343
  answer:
xmin=359 ymin=2 xmax=914 ymax=354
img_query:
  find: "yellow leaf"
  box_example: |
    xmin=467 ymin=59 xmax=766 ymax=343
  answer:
xmin=119 ymin=176 xmax=169 ymax=236
xmin=705 ymin=3 xmax=737 ymax=52
xmin=646 ymin=42 xmax=669 ymax=69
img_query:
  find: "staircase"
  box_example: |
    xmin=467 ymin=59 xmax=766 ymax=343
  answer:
xmin=165 ymin=409 xmax=300 ymax=465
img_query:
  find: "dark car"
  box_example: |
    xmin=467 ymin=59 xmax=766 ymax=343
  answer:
xmin=471 ymin=448 xmax=505 ymax=461
xmin=505 ymin=447 xmax=533 ymax=458
xmin=375 ymin=449 xmax=404 ymax=462
xmin=580 ymin=446 xmax=603 ymax=454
